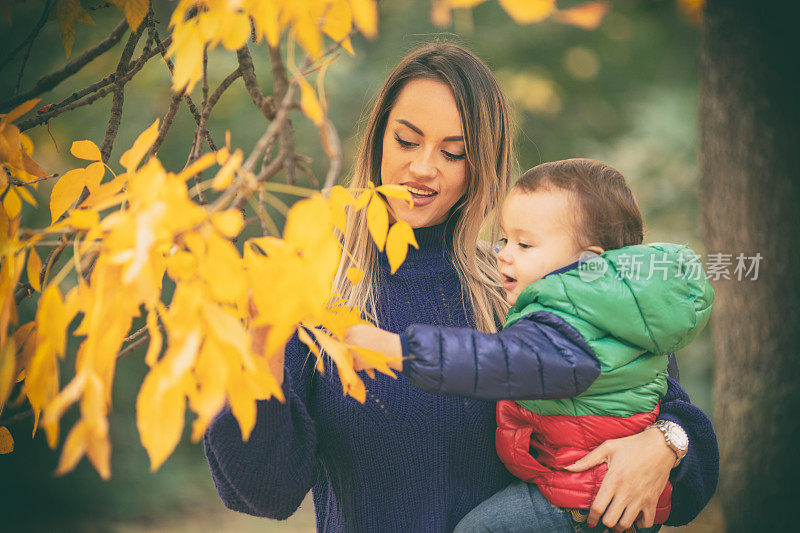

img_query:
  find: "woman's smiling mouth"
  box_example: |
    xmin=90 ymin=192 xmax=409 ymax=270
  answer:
xmin=402 ymin=182 xmax=439 ymax=206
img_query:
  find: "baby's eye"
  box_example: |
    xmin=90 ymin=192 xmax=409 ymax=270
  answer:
xmin=394 ymin=133 xmax=417 ymax=149
xmin=518 ymin=242 xmax=532 ymax=249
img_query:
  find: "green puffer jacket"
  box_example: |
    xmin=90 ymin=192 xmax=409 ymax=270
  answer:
xmin=505 ymin=243 xmax=714 ymax=417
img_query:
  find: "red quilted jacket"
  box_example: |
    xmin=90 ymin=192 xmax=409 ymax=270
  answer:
xmin=495 ymin=400 xmax=672 ymax=524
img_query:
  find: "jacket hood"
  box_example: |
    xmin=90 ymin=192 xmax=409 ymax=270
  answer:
xmin=509 ymin=243 xmax=714 ymax=355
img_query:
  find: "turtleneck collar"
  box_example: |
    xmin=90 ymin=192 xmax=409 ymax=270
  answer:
xmin=378 ymin=220 xmax=454 ymax=269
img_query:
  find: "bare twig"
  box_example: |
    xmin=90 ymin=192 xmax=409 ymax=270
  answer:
xmin=322 ymin=119 xmax=343 ymax=189
xmin=209 ymin=68 xmax=242 ymax=109
xmin=147 ymin=88 xmax=185 ymax=158
xmin=13 ymin=0 xmax=54 ymax=95
xmin=0 ymin=19 xmax=129 ymax=113
xmin=0 ymin=0 xmax=53 ymax=73
xmin=151 ymin=28 xmax=217 ymax=151
xmin=18 ymin=36 xmax=170 ymax=132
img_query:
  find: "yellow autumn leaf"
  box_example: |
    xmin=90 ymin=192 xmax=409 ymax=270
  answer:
xmin=144 ymin=305 xmax=162 ymax=367
xmin=57 ymin=0 xmax=95 ymax=58
xmin=226 ymin=365 xmax=258 ymax=440
xmin=308 ymin=328 xmax=366 ymax=402
xmin=0 ymin=98 xmax=40 ymax=125
xmin=247 ymin=0 xmax=281 ymax=46
xmin=27 ymin=246 xmax=41 ymax=292
xmin=366 ymin=196 xmax=388 ymax=251
xmin=177 ymin=152 xmax=217 ymax=181
xmin=3 ymin=187 xmax=21 ymax=218
xmin=322 ymin=0 xmax=355 ymax=54
xmin=109 ymin=0 xmax=149 ymax=32
xmin=211 ymin=209 xmax=244 ymax=238
xmin=349 ymin=0 xmax=378 ymax=38
xmin=136 ymin=331 xmax=199 ymax=471
xmin=0 ymin=340 xmax=16 ymax=410
xmin=298 ymin=75 xmax=324 ymax=126
xmin=346 ymin=267 xmax=364 ymax=284
xmin=0 ymin=426 xmax=14 ymax=454
xmin=13 ymin=322 xmax=36 ymax=383
xmin=50 ymin=168 xmax=86 ymax=223
xmin=553 ymin=1 xmax=610 ymax=29
xmin=212 ymin=149 xmax=242 ymax=190
xmin=15 ymin=185 xmax=37 ymax=207
xmin=376 ymin=184 xmax=413 ymax=207
xmin=328 ymin=185 xmax=354 ymax=231
xmin=219 ymin=10 xmax=251 ymax=50
xmin=497 ymin=0 xmax=556 ymax=23
xmin=54 ymin=419 xmax=87 ymax=474
xmin=68 ymin=208 xmax=99 ymax=230
xmin=350 ymin=345 xmax=399 ymax=378
xmin=385 ymin=220 xmax=419 ymax=273
xmin=446 ymin=0 xmax=486 ymax=7
xmin=70 ymin=140 xmax=102 ymax=162
xmin=119 ymin=119 xmax=159 ymax=172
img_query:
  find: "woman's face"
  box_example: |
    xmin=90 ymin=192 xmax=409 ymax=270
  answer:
xmin=380 ymin=79 xmax=468 ymax=228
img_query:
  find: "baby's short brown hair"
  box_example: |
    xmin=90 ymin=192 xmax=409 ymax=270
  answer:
xmin=513 ymin=158 xmax=644 ymax=251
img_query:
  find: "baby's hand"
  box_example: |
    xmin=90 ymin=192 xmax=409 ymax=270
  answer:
xmin=344 ymin=324 xmax=403 ymax=371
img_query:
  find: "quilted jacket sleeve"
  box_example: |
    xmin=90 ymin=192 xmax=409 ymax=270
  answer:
xmin=399 ymin=310 xmax=601 ymax=400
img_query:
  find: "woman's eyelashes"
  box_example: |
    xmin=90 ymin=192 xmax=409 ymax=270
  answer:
xmin=394 ymin=132 xmax=465 ymax=161
xmin=394 ymin=133 xmax=416 ymax=149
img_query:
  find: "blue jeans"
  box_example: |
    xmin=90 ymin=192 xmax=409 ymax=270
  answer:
xmin=454 ymin=480 xmax=663 ymax=533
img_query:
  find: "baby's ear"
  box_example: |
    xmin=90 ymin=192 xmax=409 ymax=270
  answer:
xmin=585 ymin=245 xmax=605 ymax=256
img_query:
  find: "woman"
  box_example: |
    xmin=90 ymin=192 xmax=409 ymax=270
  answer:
xmin=203 ymin=43 xmax=718 ymax=532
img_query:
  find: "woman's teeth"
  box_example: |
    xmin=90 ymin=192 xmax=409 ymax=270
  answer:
xmin=405 ymin=185 xmax=437 ymax=197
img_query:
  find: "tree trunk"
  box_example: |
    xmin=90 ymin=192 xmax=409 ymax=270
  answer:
xmin=700 ymin=1 xmax=800 ymax=530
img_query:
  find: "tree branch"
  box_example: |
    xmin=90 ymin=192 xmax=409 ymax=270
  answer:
xmin=0 ymin=18 xmax=129 ymax=113
xmin=99 ymin=24 xmax=145 ymax=163
xmin=236 ymin=45 xmax=276 ymax=120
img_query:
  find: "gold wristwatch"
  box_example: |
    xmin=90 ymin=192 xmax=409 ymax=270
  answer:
xmin=649 ymin=420 xmax=688 ymax=467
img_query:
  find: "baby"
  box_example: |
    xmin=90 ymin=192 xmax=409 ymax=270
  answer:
xmin=346 ymin=158 xmax=713 ymax=532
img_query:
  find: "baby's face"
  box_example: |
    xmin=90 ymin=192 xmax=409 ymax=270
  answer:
xmin=497 ymin=189 xmax=586 ymax=306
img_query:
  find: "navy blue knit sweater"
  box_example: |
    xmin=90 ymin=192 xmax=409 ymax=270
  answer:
xmin=203 ymin=223 xmax=718 ymax=531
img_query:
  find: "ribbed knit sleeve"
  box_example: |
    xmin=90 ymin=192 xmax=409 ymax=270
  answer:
xmin=203 ymin=334 xmax=318 ymax=519
xmin=657 ymin=377 xmax=719 ymax=526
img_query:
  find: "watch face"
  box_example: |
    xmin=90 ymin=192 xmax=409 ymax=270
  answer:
xmin=668 ymin=426 xmax=689 ymax=450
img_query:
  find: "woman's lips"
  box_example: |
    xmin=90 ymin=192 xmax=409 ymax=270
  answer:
xmin=402 ymin=183 xmax=438 ymax=207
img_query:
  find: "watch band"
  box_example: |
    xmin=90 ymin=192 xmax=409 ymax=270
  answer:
xmin=649 ymin=420 xmax=689 ymax=467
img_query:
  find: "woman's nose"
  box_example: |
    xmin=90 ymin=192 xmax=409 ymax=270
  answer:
xmin=409 ymin=149 xmax=437 ymax=179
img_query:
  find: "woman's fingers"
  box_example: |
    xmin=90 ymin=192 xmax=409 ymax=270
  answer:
xmin=587 ymin=480 xmax=614 ymax=527
xmin=600 ymin=496 xmax=627 ymax=529
xmin=615 ymin=504 xmax=641 ymax=531
xmin=636 ymin=505 xmax=656 ymax=529
xmin=565 ymin=442 xmax=609 ymax=472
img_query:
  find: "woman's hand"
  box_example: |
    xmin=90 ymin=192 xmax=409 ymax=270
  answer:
xmin=344 ymin=324 xmax=403 ymax=371
xmin=565 ymin=426 xmax=677 ymax=530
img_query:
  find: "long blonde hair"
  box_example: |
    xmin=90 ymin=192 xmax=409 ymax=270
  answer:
xmin=333 ymin=43 xmax=515 ymax=333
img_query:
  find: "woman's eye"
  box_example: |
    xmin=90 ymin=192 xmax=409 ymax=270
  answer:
xmin=394 ymin=133 xmax=417 ymax=149
xmin=442 ymin=150 xmax=466 ymax=161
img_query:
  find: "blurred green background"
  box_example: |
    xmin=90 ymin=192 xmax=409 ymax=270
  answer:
xmin=0 ymin=0 xmax=714 ymax=531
